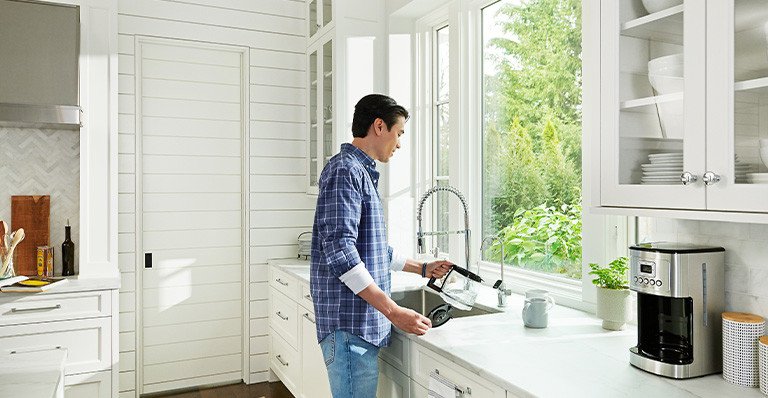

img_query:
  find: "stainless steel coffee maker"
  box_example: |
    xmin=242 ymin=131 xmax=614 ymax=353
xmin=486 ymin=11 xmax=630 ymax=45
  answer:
xmin=628 ymin=243 xmax=725 ymax=379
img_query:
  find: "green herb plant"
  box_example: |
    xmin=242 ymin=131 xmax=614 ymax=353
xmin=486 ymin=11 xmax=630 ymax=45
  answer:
xmin=588 ymin=257 xmax=629 ymax=290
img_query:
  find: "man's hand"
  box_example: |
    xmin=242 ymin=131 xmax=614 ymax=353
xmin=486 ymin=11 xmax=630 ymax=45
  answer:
xmin=389 ymin=306 xmax=432 ymax=335
xmin=426 ymin=260 xmax=453 ymax=279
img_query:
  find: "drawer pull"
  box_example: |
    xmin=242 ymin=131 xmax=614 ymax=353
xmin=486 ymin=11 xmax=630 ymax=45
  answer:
xmin=434 ymin=369 xmax=472 ymax=396
xmin=11 ymin=346 xmax=62 ymax=354
xmin=276 ymin=354 xmax=289 ymax=367
xmin=275 ymin=278 xmax=289 ymax=286
xmin=11 ymin=304 xmax=61 ymax=313
xmin=303 ymin=313 xmax=315 ymax=324
xmin=276 ymin=311 xmax=288 ymax=321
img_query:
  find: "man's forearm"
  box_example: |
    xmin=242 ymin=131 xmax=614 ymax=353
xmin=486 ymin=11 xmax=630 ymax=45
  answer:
xmin=357 ymin=282 xmax=398 ymax=317
xmin=401 ymin=258 xmax=423 ymax=275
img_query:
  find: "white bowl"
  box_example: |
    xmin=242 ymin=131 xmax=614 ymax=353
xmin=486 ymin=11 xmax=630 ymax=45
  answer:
xmin=761 ymin=146 xmax=768 ymax=169
xmin=649 ymin=74 xmax=684 ymax=94
xmin=641 ymin=0 xmax=683 ymax=14
xmin=648 ymin=53 xmax=683 ymax=74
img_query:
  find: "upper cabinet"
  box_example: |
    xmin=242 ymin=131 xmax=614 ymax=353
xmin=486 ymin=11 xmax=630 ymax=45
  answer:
xmin=305 ymin=0 xmax=385 ymax=194
xmin=595 ymin=0 xmax=768 ymax=219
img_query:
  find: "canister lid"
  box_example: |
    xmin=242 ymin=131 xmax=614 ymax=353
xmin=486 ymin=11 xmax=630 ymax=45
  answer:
xmin=722 ymin=312 xmax=764 ymax=324
xmin=630 ymin=242 xmax=725 ymax=254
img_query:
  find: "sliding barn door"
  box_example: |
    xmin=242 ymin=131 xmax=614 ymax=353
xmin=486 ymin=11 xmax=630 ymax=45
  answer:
xmin=136 ymin=37 xmax=246 ymax=394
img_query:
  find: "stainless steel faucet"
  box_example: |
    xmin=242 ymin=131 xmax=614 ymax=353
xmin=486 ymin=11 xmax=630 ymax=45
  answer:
xmin=416 ymin=185 xmax=472 ymax=277
xmin=481 ymin=235 xmax=511 ymax=307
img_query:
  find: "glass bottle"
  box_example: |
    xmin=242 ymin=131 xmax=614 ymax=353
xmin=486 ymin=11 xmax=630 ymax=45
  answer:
xmin=62 ymin=219 xmax=75 ymax=276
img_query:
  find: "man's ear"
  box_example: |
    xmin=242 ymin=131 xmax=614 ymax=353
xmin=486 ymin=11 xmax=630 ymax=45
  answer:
xmin=374 ymin=118 xmax=385 ymax=136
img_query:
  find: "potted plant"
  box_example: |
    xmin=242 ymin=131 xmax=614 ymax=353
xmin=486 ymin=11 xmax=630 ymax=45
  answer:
xmin=589 ymin=257 xmax=630 ymax=331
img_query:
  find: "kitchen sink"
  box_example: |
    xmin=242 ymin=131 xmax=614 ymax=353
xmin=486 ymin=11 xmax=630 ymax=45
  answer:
xmin=391 ymin=288 xmax=501 ymax=319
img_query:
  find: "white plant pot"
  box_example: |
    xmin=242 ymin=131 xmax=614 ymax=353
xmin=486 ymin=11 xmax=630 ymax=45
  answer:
xmin=595 ymin=286 xmax=631 ymax=331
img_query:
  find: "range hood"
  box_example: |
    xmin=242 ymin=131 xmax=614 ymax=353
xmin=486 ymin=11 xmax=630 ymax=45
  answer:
xmin=0 ymin=0 xmax=81 ymax=129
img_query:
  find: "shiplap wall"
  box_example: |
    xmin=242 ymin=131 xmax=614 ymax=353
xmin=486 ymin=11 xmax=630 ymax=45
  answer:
xmin=116 ymin=1 xmax=311 ymax=395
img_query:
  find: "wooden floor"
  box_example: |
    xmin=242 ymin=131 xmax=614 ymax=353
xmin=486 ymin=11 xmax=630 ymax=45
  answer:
xmin=151 ymin=381 xmax=294 ymax=398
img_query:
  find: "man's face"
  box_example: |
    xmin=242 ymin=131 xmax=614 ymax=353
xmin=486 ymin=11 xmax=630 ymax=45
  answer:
xmin=375 ymin=116 xmax=405 ymax=163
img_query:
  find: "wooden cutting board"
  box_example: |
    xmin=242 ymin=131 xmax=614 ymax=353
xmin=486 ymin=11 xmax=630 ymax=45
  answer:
xmin=11 ymin=195 xmax=50 ymax=276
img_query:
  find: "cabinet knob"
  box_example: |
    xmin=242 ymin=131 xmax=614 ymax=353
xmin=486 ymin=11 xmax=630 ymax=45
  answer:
xmin=680 ymin=172 xmax=698 ymax=186
xmin=703 ymin=172 xmax=721 ymax=186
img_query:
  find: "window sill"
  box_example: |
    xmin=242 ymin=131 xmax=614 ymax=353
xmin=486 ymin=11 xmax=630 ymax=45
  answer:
xmin=478 ymin=261 xmax=596 ymax=313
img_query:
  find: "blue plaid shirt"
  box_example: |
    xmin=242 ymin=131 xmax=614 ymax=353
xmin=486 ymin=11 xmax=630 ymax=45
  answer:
xmin=310 ymin=143 xmax=394 ymax=347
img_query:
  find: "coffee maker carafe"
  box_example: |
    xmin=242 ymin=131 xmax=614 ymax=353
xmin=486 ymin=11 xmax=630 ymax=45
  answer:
xmin=628 ymin=243 xmax=724 ymax=379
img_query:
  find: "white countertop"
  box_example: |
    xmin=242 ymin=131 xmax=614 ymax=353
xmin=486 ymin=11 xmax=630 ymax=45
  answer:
xmin=271 ymin=260 xmax=763 ymax=398
xmin=0 ymin=274 xmax=120 ymax=296
xmin=0 ymin=348 xmax=66 ymax=398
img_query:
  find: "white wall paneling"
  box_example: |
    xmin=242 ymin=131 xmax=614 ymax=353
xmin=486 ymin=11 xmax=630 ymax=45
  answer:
xmin=117 ymin=1 xmax=310 ymax=395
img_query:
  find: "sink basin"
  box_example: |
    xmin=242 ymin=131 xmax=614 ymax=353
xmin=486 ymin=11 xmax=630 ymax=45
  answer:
xmin=391 ymin=288 xmax=501 ymax=319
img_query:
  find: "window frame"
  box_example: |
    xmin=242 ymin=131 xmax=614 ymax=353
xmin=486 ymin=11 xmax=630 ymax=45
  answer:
xmin=412 ymin=0 xmax=629 ymax=311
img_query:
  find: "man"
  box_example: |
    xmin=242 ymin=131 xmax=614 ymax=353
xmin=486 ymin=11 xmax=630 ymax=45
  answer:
xmin=311 ymin=94 xmax=453 ymax=397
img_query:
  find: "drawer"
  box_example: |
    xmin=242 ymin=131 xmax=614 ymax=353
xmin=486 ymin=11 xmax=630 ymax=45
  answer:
xmin=270 ymin=267 xmax=299 ymax=300
xmin=300 ymin=282 xmax=314 ymax=312
xmin=269 ymin=288 xmax=298 ymax=348
xmin=0 ymin=290 xmax=111 ymax=326
xmin=0 ymin=317 xmax=112 ymax=375
xmin=411 ymin=344 xmax=506 ymax=398
xmin=270 ymin=332 xmax=300 ymax=396
xmin=379 ymin=331 xmax=410 ymax=375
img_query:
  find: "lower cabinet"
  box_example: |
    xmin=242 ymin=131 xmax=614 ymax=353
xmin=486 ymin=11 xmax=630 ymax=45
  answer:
xmin=377 ymin=358 xmax=410 ymax=398
xmin=64 ymin=370 xmax=111 ymax=398
xmin=268 ymin=265 xmax=332 ymax=398
xmin=300 ymin=310 xmax=331 ymax=398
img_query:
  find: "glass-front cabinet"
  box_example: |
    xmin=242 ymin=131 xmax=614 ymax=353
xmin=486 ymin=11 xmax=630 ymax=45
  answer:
xmin=599 ymin=0 xmax=768 ymax=214
xmin=307 ymin=34 xmax=334 ymax=194
xmin=308 ymin=0 xmax=333 ymax=43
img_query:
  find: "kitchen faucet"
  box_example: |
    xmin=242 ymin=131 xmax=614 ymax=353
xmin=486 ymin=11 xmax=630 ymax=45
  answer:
xmin=481 ymin=235 xmax=512 ymax=307
xmin=416 ymin=185 xmax=472 ymax=279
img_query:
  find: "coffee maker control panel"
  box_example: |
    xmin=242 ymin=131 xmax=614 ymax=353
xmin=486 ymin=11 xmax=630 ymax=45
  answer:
xmin=630 ymin=256 xmax=671 ymax=296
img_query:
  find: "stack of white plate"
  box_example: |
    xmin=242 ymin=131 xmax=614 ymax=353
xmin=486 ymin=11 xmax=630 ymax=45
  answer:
xmin=641 ymin=152 xmax=682 ymax=185
xmin=734 ymin=157 xmax=754 ymax=183
xmin=747 ymin=173 xmax=768 ymax=184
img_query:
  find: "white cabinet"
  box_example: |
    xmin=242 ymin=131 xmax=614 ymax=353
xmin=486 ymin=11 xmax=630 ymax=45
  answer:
xmin=594 ymin=0 xmax=768 ymax=219
xmin=377 ymin=358 xmax=410 ymax=398
xmin=305 ymin=0 xmax=385 ymax=194
xmin=268 ymin=264 xmax=332 ymax=398
xmin=0 ymin=288 xmax=118 ymax=398
xmin=410 ymin=343 xmax=506 ymax=398
xmin=300 ymin=307 xmax=332 ymax=398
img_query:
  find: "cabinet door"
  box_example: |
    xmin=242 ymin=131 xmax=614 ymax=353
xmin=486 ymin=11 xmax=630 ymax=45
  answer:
xmin=300 ymin=312 xmax=332 ymax=398
xmin=706 ymin=0 xmax=768 ymax=212
xmin=308 ymin=47 xmax=320 ymax=193
xmin=599 ymin=0 xmax=706 ymax=209
xmin=377 ymin=359 xmax=410 ymax=398
xmin=64 ymin=370 xmax=111 ymax=398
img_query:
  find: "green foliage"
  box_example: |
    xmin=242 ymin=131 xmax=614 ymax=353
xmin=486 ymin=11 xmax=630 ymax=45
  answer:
xmin=481 ymin=0 xmax=584 ymax=279
xmin=486 ymin=204 xmax=582 ymax=278
xmin=588 ymin=257 xmax=629 ymax=290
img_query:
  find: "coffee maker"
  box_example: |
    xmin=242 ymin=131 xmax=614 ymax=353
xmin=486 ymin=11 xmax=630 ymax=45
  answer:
xmin=628 ymin=243 xmax=724 ymax=379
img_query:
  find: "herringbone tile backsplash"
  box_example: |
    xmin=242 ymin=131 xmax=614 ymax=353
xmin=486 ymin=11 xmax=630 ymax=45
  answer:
xmin=0 ymin=127 xmax=79 ymax=274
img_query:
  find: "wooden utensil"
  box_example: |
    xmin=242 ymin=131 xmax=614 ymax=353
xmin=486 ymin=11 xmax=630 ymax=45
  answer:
xmin=11 ymin=195 xmax=50 ymax=276
xmin=1 ymin=228 xmax=25 ymax=277
xmin=0 ymin=220 xmax=6 ymax=258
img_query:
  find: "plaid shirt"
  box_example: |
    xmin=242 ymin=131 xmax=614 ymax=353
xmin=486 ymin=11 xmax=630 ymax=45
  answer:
xmin=310 ymin=143 xmax=394 ymax=347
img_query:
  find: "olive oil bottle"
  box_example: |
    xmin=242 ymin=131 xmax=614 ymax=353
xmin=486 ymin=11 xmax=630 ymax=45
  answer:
xmin=62 ymin=219 xmax=75 ymax=276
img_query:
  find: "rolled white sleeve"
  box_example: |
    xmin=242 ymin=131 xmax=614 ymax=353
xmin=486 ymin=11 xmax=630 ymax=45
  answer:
xmin=338 ymin=262 xmax=375 ymax=294
xmin=389 ymin=250 xmax=407 ymax=272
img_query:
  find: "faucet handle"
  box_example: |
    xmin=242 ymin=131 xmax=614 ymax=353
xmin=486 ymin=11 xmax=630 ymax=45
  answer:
xmin=493 ymin=279 xmax=512 ymax=295
xmin=493 ymin=280 xmax=502 ymax=289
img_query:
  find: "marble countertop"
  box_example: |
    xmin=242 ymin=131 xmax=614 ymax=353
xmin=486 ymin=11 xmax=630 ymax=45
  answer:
xmin=0 ymin=274 xmax=120 ymax=296
xmin=270 ymin=260 xmax=763 ymax=398
xmin=0 ymin=348 xmax=66 ymax=398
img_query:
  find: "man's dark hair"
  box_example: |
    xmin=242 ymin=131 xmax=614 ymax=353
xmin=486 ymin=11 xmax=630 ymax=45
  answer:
xmin=351 ymin=94 xmax=409 ymax=138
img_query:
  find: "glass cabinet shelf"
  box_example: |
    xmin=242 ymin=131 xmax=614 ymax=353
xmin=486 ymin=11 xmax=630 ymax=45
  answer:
xmin=621 ymin=92 xmax=683 ymax=109
xmin=622 ymin=5 xmax=683 ymax=44
xmin=735 ymin=77 xmax=768 ymax=94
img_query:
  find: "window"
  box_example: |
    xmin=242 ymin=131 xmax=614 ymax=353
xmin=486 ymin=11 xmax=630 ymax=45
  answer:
xmin=434 ymin=25 xmax=450 ymax=253
xmin=480 ymin=0 xmax=583 ymax=280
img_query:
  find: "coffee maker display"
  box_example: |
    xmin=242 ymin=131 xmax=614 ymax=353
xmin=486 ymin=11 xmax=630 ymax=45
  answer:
xmin=628 ymin=243 xmax=725 ymax=379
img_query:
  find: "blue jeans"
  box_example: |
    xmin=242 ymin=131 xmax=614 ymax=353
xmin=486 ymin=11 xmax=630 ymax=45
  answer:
xmin=319 ymin=330 xmax=380 ymax=398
